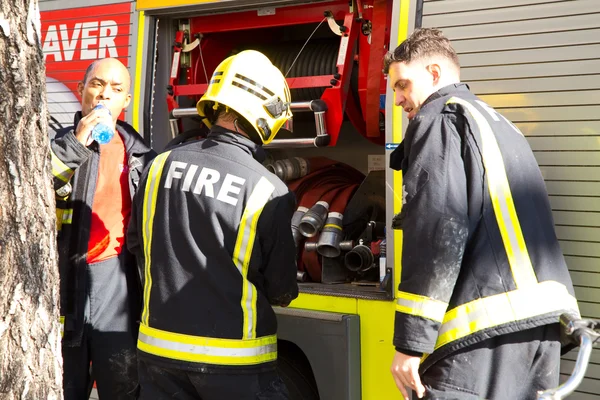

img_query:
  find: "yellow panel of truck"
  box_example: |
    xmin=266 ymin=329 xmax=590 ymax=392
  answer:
xmin=290 ymin=293 xmax=401 ymax=399
xmin=137 ymin=0 xmax=227 ymax=10
xmin=290 ymin=293 xmax=358 ymax=315
xmin=357 ymin=298 xmax=399 ymax=399
xmin=133 ymin=10 xmax=145 ymax=132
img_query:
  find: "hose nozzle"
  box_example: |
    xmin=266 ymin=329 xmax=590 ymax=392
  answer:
xmin=344 ymin=244 xmax=374 ymax=272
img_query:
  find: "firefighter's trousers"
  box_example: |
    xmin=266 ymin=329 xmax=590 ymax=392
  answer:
xmin=62 ymin=254 xmax=140 ymax=399
xmin=421 ymin=324 xmax=561 ymax=400
xmin=138 ymin=358 xmax=290 ymax=400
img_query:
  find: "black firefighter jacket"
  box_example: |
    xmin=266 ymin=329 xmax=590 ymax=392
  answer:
xmin=50 ymin=112 xmax=155 ymax=346
xmin=127 ymin=126 xmax=299 ymax=373
xmin=389 ymin=83 xmax=579 ymax=372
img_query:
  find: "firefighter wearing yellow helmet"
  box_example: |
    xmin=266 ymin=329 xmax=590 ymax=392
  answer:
xmin=197 ymin=49 xmax=293 ymax=144
xmin=128 ymin=50 xmax=298 ymax=399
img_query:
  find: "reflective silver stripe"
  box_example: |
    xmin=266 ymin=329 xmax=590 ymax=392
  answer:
xmin=141 ymin=152 xmax=171 ymax=326
xmin=446 ymin=97 xmax=538 ymax=289
xmin=51 ymin=150 xmax=74 ymax=183
xmin=232 ymin=177 xmax=275 ymax=339
xmin=435 ymin=281 xmax=579 ymax=350
xmin=138 ymin=332 xmax=277 ymax=358
xmin=62 ymin=209 xmax=73 ymax=224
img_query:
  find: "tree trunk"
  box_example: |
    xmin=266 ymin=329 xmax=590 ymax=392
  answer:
xmin=0 ymin=1 xmax=63 ymax=399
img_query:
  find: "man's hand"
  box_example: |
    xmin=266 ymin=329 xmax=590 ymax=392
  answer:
xmin=74 ymin=107 xmax=110 ymax=146
xmin=391 ymin=350 xmax=426 ymax=399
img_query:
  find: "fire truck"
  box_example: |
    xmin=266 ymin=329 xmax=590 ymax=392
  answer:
xmin=40 ymin=0 xmax=600 ymax=399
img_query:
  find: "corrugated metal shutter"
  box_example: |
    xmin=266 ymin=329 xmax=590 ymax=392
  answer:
xmin=39 ymin=0 xmax=135 ymax=137
xmin=422 ymin=0 xmax=600 ymax=398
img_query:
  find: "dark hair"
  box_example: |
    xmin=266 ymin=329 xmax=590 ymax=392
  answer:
xmin=383 ymin=28 xmax=460 ymax=74
xmin=209 ymin=103 xmax=261 ymax=143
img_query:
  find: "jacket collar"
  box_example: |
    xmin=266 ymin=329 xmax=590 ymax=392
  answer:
xmin=391 ymin=83 xmax=469 ymax=172
xmin=207 ymin=125 xmax=266 ymax=163
xmin=421 ymin=83 xmax=470 ymax=110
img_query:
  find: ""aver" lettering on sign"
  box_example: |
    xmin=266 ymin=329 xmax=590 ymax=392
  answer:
xmin=43 ymin=21 xmax=119 ymax=62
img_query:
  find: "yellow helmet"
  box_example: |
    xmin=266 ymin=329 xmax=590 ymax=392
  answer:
xmin=197 ymin=50 xmax=292 ymax=144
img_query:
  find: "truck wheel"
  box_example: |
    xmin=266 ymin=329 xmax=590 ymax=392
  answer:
xmin=277 ymin=341 xmax=320 ymax=400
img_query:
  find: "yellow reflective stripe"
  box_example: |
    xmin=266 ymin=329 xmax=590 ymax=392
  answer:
xmin=56 ymin=208 xmax=73 ymax=232
xmin=56 ymin=209 xmax=64 ymax=231
xmin=138 ymin=323 xmax=277 ymax=365
xmin=232 ymin=177 xmax=275 ymax=340
xmin=141 ymin=152 xmax=171 ymax=326
xmin=434 ymin=281 xmax=579 ymax=350
xmin=396 ymin=291 xmax=448 ymax=323
xmin=60 ymin=316 xmax=65 ymax=338
xmin=50 ymin=150 xmax=74 ymax=183
xmin=446 ymin=97 xmax=538 ymax=289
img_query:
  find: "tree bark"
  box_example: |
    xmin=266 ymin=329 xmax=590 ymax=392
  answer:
xmin=0 ymin=1 xmax=63 ymax=399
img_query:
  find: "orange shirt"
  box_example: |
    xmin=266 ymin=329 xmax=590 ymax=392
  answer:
xmin=87 ymin=132 xmax=131 ymax=263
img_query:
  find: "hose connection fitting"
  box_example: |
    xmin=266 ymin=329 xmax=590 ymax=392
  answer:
xmin=291 ymin=207 xmax=308 ymax=246
xmin=304 ymin=242 xmax=318 ymax=252
xmin=296 ymin=271 xmax=307 ymax=282
xmin=317 ymin=212 xmax=344 ymax=258
xmin=344 ymin=244 xmax=374 ymax=272
xmin=266 ymin=157 xmax=309 ymax=182
xmin=299 ymin=201 xmax=329 ymax=238
xmin=339 ymin=240 xmax=355 ymax=252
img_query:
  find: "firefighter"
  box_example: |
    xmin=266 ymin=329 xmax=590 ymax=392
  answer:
xmin=50 ymin=58 xmax=155 ymax=399
xmin=386 ymin=28 xmax=580 ymax=399
xmin=127 ymin=50 xmax=299 ymax=400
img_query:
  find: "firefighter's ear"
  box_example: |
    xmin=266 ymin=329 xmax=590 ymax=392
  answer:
xmin=426 ymin=63 xmax=442 ymax=85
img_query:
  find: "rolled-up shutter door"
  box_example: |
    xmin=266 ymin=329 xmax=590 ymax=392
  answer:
xmin=422 ymin=0 xmax=600 ymax=398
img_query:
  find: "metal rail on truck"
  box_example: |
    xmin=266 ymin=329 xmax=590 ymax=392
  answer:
xmin=170 ymin=99 xmax=330 ymax=148
xmin=537 ymin=313 xmax=600 ymax=400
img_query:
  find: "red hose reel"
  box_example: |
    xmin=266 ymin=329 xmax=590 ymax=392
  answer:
xmin=168 ymin=0 xmax=392 ymax=146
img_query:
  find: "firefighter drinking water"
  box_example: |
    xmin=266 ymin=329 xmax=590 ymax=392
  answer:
xmin=127 ymin=50 xmax=298 ymax=400
xmin=51 ymin=58 xmax=155 ymax=400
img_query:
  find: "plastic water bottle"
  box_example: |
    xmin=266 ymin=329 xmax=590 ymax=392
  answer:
xmin=91 ymin=104 xmax=114 ymax=144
